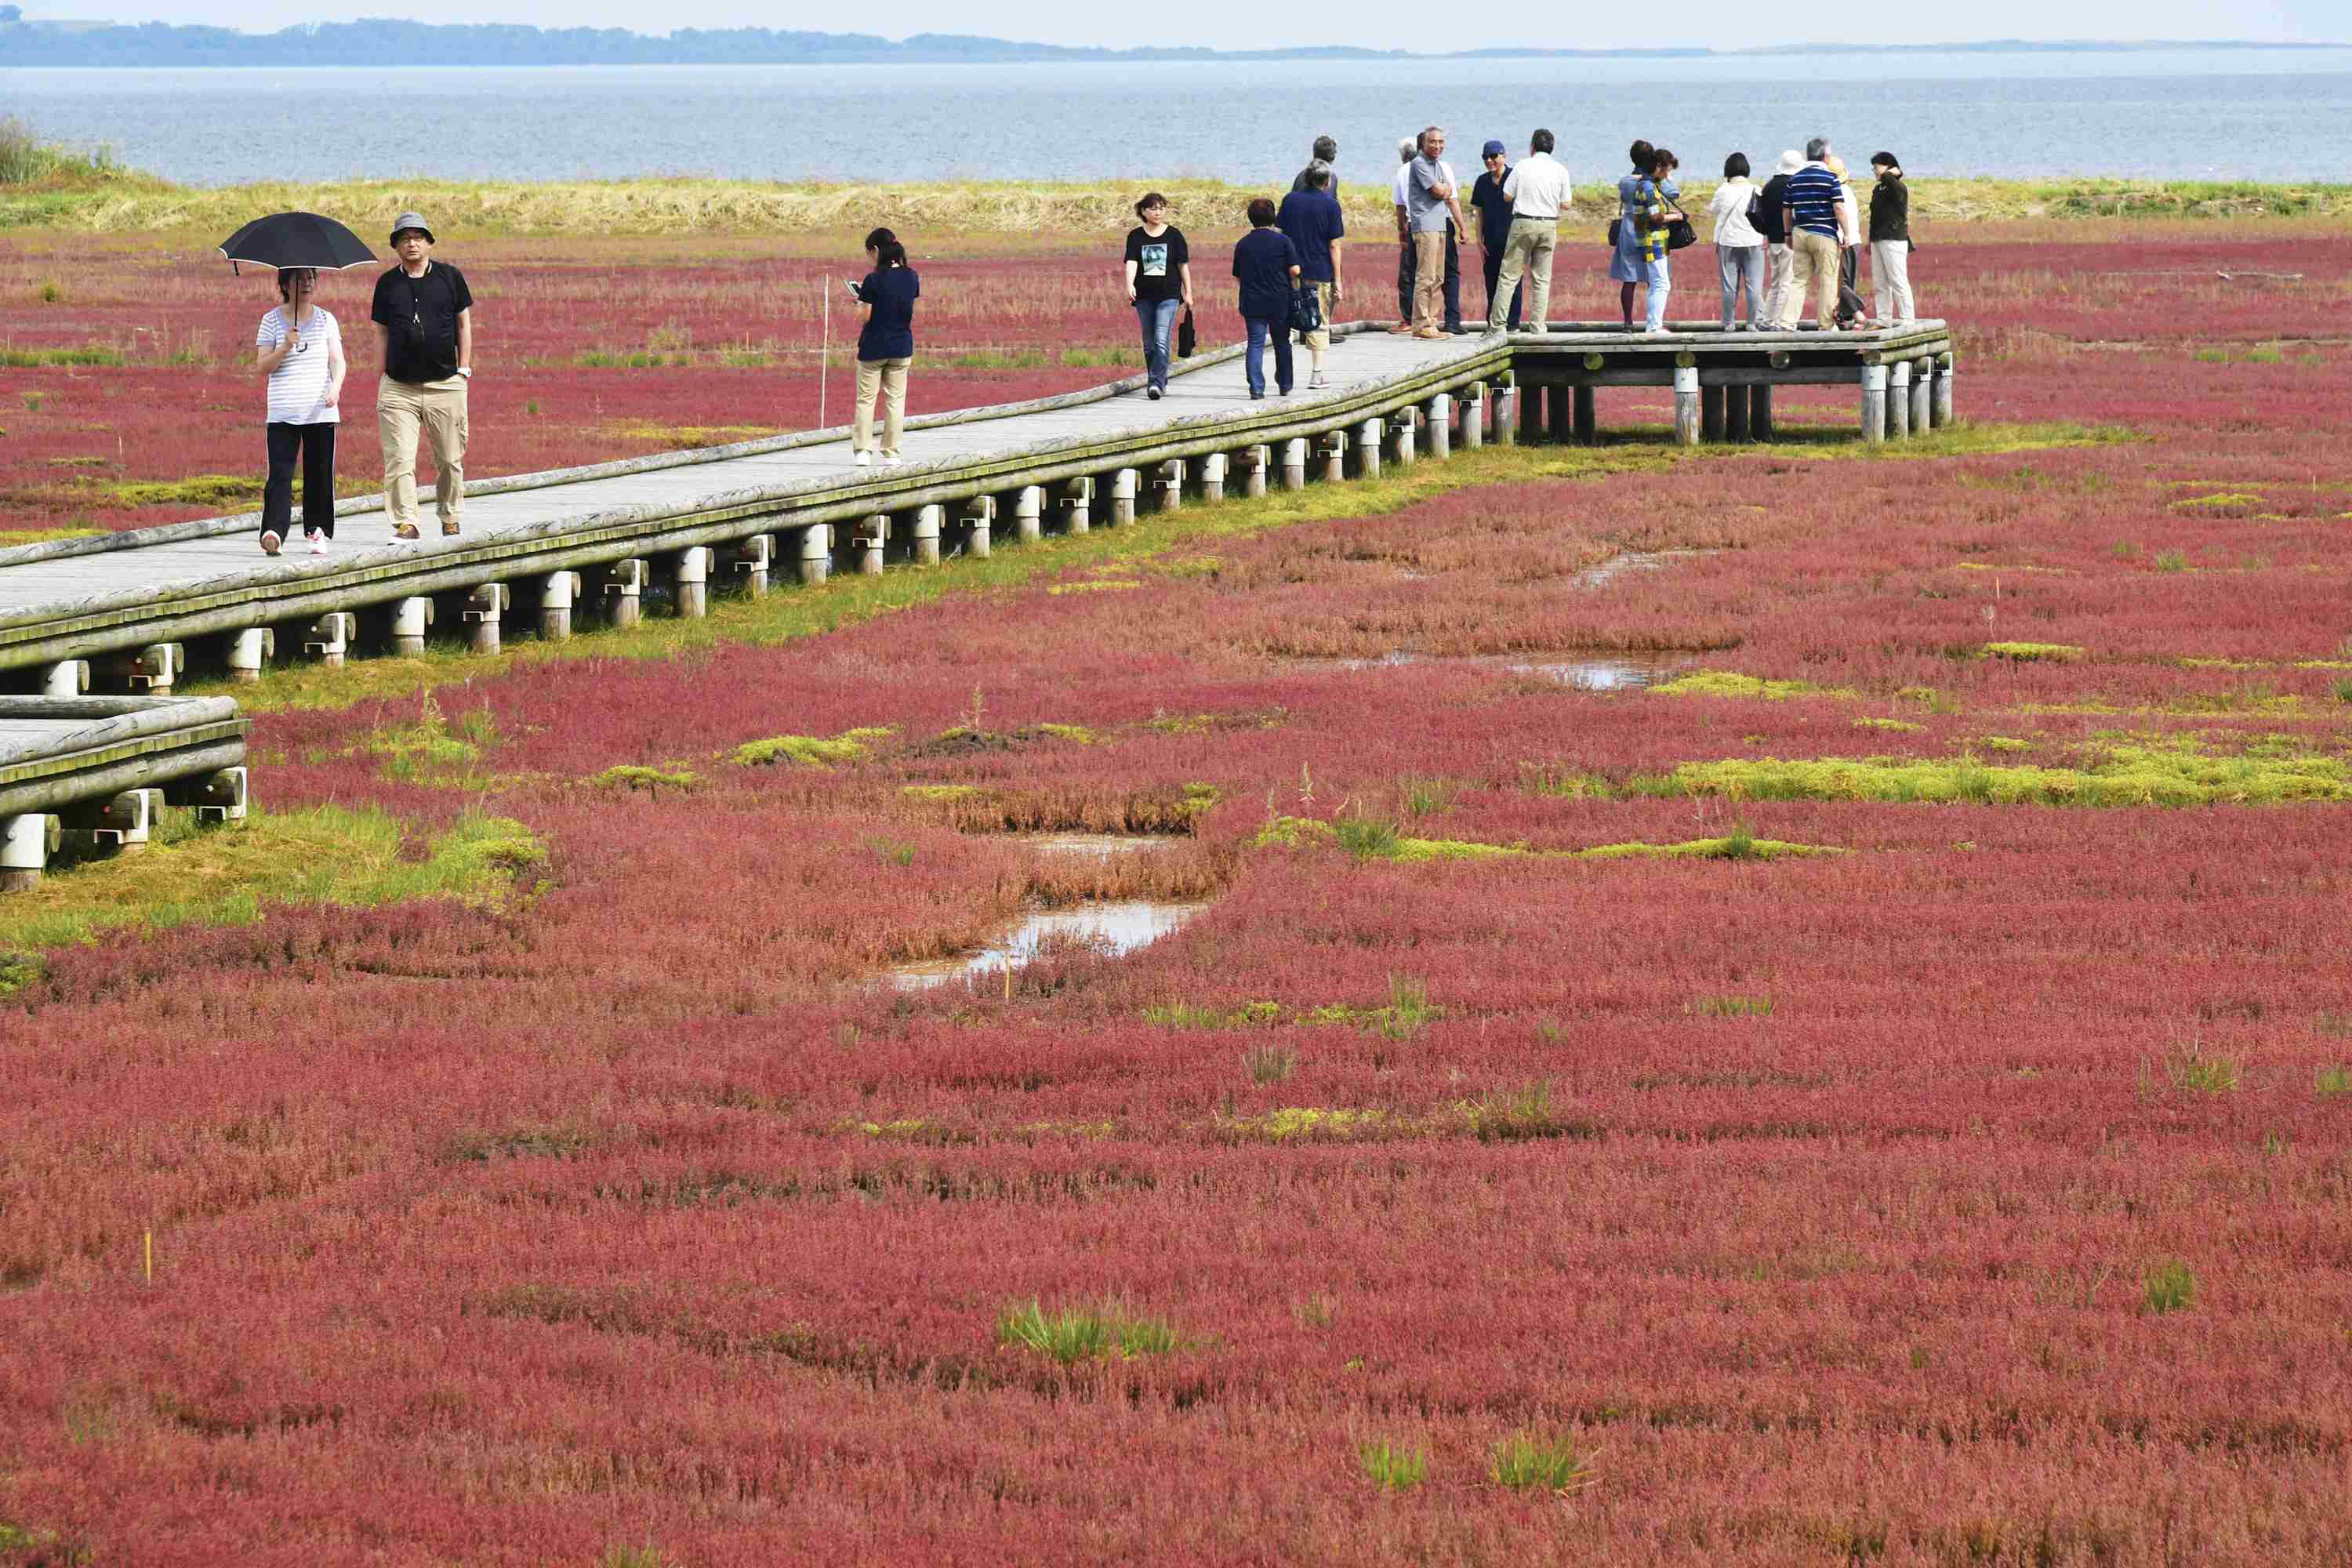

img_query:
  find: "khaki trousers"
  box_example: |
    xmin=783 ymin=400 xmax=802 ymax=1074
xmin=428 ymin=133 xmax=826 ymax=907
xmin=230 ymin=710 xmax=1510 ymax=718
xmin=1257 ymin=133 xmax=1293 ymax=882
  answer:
xmin=1786 ymin=230 xmax=1842 ymax=329
xmin=1490 ymin=220 xmax=1556 ymax=331
xmin=1761 ymin=242 xmax=1795 ymax=329
xmin=1871 ymin=239 xmax=1915 ymax=322
xmin=1411 ymin=230 xmax=1446 ymax=332
xmin=1304 ymin=281 xmax=1334 ymax=364
xmin=855 ymin=356 xmax=911 ymax=457
xmin=378 ymin=375 xmax=468 ymax=530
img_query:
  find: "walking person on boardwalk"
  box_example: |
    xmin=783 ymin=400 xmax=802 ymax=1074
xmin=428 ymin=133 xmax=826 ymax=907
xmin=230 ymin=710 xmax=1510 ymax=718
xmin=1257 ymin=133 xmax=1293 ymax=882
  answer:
xmin=850 ymin=227 xmax=919 ymax=468
xmin=253 ymin=266 xmax=343 ymax=557
xmin=371 ymin=212 xmax=472 ymax=541
xmin=1868 ymin=151 xmax=1915 ymax=325
xmin=1708 ymin=152 xmax=1766 ymax=329
xmin=1290 ymin=135 xmax=1338 ymax=194
xmin=1756 ymin=150 xmax=1801 ymax=331
xmin=1276 ymin=163 xmax=1345 ymax=388
xmin=1610 ymin=140 xmax=1666 ymax=331
xmin=1123 ymin=193 xmax=1192 ymax=401
xmin=1776 ymin=140 xmax=1844 ymax=330
xmin=1469 ymin=140 xmax=1523 ymax=332
xmin=1402 ymin=127 xmax=1468 ymax=340
xmin=1485 ymin=127 xmax=1571 ymax=336
xmin=1232 ymin=198 xmax=1301 ymax=400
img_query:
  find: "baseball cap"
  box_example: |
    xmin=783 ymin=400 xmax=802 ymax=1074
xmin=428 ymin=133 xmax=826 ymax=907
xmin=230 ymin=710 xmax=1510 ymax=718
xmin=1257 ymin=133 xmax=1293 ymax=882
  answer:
xmin=1482 ymin=139 xmax=1506 ymax=158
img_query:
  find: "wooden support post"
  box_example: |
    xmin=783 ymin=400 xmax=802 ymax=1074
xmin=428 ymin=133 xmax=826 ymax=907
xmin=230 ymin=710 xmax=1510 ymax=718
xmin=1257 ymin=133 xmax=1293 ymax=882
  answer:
xmin=1889 ymin=360 xmax=1913 ymax=439
xmin=226 ymin=629 xmax=271 ymax=685
xmin=960 ymin=495 xmax=993 ymax=560
xmin=539 ymin=571 xmax=582 ymax=640
xmin=1495 ymin=376 xmax=1519 ymax=445
xmin=1459 ymin=383 xmax=1485 ymax=450
xmin=172 ymin=765 xmax=248 ymax=826
xmin=1674 ymin=365 xmax=1702 ymax=447
xmin=0 ymin=812 xmax=58 ymax=892
xmin=672 ymin=546 xmax=712 ymax=617
xmin=1860 ymin=364 xmax=1888 ymax=445
xmin=912 ymin=504 xmax=943 ymax=565
xmin=735 ymin=534 xmax=775 ymax=599
xmin=1058 ymin=477 xmax=1093 ymax=533
xmin=1014 ymin=486 xmax=1045 ymax=539
xmin=1385 ymin=413 xmax=1412 ymax=470
xmin=303 ymin=612 xmax=356 ymax=667
xmin=1236 ymin=447 xmax=1268 ymax=499
xmin=1109 ymin=468 xmax=1139 ymax=524
xmin=1547 ymin=383 xmax=1573 ymax=443
xmin=61 ymin=788 xmax=163 ymax=857
xmin=1750 ymin=383 xmax=1776 ymax=441
xmin=800 ymin=524 xmax=833 ymax=584
xmin=1934 ymin=354 xmax=1955 ymax=426
xmin=463 ymin=583 xmax=508 ymax=655
xmin=1152 ymin=459 xmax=1185 ymax=514
xmin=1700 ymin=383 xmax=1726 ymax=441
xmin=110 ymin=643 xmax=183 ymax=695
xmin=1319 ymin=430 xmax=1348 ymax=483
xmin=1197 ymin=453 xmax=1227 ymax=503
xmin=1281 ymin=438 xmax=1308 ymax=491
xmin=38 ymin=660 xmax=87 ymax=697
xmin=1359 ymin=418 xmax=1388 ymax=477
xmin=1425 ymin=392 xmax=1451 ymax=459
xmin=604 ymin=558 xmax=647 ymax=626
xmin=1912 ymin=360 xmax=1935 ymax=433
xmin=390 ymin=596 xmax=433 ymax=656
xmin=1723 ymin=379 xmax=1751 ymax=442
xmin=1573 ymin=384 xmax=1597 ymax=445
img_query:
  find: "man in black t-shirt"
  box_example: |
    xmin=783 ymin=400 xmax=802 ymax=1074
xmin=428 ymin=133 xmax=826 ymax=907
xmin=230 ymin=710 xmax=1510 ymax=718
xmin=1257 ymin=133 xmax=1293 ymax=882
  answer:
xmin=370 ymin=211 xmax=475 ymax=541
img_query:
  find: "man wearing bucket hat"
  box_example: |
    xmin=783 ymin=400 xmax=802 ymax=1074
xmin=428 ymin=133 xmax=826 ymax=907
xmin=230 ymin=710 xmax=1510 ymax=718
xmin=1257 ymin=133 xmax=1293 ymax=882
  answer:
xmin=370 ymin=211 xmax=474 ymax=540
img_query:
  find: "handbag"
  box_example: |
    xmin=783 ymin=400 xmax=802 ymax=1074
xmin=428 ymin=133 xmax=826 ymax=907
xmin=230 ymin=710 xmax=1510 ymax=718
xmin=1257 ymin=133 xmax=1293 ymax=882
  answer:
xmin=1288 ymin=282 xmax=1323 ymax=336
xmin=1664 ymin=198 xmax=1697 ymax=252
xmin=1606 ymin=216 xmax=1622 ymax=248
xmin=1176 ymin=307 xmax=1196 ymax=360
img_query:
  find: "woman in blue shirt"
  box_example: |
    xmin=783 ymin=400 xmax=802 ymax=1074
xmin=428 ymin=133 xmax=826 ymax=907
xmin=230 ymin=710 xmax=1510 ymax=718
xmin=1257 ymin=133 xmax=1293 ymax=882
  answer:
xmin=1610 ymin=139 xmax=1673 ymax=332
xmin=851 ymin=227 xmax=920 ymax=467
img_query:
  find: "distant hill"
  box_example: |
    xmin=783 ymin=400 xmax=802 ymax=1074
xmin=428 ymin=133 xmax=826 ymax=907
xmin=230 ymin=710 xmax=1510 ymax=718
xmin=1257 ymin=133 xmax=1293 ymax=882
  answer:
xmin=0 ymin=19 xmax=2338 ymax=67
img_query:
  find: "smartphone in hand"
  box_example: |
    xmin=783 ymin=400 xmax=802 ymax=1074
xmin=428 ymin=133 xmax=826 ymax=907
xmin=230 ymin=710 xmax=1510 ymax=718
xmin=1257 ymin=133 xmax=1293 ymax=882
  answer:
xmin=843 ymin=277 xmax=862 ymax=297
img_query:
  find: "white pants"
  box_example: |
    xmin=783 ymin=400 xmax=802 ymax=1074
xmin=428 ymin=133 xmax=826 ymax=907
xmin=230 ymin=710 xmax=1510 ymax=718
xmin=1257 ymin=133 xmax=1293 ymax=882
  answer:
xmin=1871 ymin=240 xmax=1915 ymax=323
xmin=1761 ymin=243 xmax=1794 ymax=330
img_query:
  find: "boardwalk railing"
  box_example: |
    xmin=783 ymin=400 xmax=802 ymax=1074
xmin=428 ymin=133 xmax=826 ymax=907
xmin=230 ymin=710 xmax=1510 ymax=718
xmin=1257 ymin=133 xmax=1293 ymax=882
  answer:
xmin=0 ymin=318 xmax=1953 ymax=889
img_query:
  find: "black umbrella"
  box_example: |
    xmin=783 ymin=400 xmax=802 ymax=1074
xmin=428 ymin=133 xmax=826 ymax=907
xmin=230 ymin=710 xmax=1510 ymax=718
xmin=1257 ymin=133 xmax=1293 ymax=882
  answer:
xmin=218 ymin=211 xmax=376 ymax=275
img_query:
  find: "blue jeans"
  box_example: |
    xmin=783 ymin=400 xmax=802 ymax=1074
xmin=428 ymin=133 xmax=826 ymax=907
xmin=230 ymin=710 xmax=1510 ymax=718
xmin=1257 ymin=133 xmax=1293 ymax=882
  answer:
xmin=1135 ymin=298 xmax=1179 ymax=390
xmin=1244 ymin=315 xmax=1293 ymax=397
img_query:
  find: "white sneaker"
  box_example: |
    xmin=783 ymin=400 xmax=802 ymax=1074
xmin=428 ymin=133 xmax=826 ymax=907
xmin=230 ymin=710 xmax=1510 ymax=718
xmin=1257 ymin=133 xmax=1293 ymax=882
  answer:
xmin=880 ymin=454 xmax=904 ymax=467
xmin=1309 ymin=372 xmax=1327 ymax=389
xmin=307 ymin=531 xmax=327 ymax=554
xmin=258 ymin=530 xmax=281 ymax=557
xmin=853 ymin=449 xmax=873 ymax=468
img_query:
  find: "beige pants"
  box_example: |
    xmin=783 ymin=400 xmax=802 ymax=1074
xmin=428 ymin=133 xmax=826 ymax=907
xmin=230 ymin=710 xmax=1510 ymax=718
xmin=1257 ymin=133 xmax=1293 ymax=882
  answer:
xmin=855 ymin=356 xmax=911 ymax=457
xmin=1303 ymin=281 xmax=1334 ymax=365
xmin=378 ymin=375 xmax=467 ymax=530
xmin=1491 ymin=220 xmax=1556 ymax=331
xmin=1412 ymin=231 xmax=1446 ymax=332
xmin=1871 ymin=239 xmax=1915 ymax=322
xmin=1786 ymin=230 xmax=1842 ymax=329
xmin=1761 ymin=242 xmax=1795 ymax=330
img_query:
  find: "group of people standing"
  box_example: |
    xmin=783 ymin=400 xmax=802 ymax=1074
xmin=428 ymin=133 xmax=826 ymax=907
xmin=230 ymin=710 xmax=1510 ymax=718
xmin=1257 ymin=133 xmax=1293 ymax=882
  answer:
xmin=1702 ymin=140 xmax=1915 ymax=333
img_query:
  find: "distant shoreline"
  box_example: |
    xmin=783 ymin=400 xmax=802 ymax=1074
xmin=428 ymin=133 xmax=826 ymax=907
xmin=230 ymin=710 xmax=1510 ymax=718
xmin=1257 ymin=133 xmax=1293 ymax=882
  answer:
xmin=0 ymin=20 xmax=2343 ymax=70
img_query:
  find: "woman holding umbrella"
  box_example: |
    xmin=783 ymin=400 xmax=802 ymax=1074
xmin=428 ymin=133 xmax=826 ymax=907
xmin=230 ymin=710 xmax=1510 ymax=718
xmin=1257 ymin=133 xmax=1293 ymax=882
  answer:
xmin=219 ymin=210 xmax=375 ymax=555
xmin=253 ymin=267 xmax=344 ymax=555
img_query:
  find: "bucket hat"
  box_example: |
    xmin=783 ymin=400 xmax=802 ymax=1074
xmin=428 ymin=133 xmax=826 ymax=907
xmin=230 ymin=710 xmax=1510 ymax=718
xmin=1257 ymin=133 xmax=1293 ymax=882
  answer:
xmin=389 ymin=211 xmax=435 ymax=245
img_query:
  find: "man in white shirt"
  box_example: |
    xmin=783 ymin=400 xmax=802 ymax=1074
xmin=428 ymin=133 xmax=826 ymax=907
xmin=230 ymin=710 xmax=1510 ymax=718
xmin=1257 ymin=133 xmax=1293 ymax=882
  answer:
xmin=1389 ymin=136 xmax=1417 ymax=331
xmin=1485 ymin=127 xmax=1571 ymax=334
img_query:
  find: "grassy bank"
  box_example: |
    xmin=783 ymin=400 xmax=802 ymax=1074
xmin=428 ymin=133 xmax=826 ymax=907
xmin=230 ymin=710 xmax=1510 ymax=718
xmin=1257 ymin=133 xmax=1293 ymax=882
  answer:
xmin=2 ymin=121 xmax=2347 ymax=238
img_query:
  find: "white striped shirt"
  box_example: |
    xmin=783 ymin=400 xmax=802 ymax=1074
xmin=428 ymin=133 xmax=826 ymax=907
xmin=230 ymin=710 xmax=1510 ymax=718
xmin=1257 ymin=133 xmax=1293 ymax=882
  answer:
xmin=257 ymin=306 xmax=340 ymax=425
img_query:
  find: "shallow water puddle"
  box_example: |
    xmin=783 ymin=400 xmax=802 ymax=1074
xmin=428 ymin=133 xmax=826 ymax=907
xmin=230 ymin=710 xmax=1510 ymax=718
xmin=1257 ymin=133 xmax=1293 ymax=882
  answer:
xmin=888 ymin=899 xmax=1211 ymax=989
xmin=1022 ymin=833 xmax=1165 ymax=856
xmin=1290 ymin=650 xmax=1689 ymax=688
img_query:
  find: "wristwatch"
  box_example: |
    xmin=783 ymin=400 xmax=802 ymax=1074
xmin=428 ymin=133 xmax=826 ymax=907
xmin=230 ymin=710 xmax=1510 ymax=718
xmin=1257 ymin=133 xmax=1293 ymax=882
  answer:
xmin=456 ymin=367 xmax=474 ymax=379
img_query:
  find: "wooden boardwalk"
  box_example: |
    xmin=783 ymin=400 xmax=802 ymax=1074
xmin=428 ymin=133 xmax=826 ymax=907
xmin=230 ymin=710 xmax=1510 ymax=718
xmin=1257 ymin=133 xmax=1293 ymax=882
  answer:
xmin=0 ymin=318 xmax=1952 ymax=885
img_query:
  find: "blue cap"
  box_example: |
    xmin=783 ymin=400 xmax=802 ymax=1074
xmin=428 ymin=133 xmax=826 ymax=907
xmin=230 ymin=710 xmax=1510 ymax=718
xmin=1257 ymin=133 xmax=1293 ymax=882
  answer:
xmin=1482 ymin=139 xmax=1506 ymax=158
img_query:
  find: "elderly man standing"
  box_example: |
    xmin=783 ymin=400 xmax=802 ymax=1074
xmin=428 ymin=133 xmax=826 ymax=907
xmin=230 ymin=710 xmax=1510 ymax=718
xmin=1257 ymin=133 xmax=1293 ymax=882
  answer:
xmin=1779 ymin=140 xmax=1844 ymax=332
xmin=1403 ymin=126 xmax=1467 ymax=341
xmin=372 ymin=211 xmax=474 ymax=540
xmin=1485 ymin=127 xmax=1570 ymax=335
xmin=1389 ymin=136 xmax=1418 ymax=332
xmin=1291 ymin=135 xmax=1338 ymax=194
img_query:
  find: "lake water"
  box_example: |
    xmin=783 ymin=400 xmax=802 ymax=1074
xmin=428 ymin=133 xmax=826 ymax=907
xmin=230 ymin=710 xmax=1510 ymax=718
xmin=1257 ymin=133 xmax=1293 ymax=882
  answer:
xmin=10 ymin=52 xmax=2352 ymax=185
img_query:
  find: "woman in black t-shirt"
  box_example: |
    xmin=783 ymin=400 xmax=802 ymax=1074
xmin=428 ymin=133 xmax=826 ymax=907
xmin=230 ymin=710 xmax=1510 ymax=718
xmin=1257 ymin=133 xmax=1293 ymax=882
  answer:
xmin=851 ymin=227 xmax=920 ymax=467
xmin=1122 ymin=192 xmax=1193 ymax=399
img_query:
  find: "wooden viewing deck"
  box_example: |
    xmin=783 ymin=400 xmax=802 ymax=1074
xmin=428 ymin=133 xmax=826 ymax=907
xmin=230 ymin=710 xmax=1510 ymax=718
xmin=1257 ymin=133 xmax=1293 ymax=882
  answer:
xmin=0 ymin=318 xmax=1953 ymax=887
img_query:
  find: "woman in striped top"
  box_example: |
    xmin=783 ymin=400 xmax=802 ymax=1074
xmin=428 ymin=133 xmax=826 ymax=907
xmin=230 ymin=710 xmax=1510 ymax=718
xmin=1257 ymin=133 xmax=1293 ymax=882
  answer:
xmin=1632 ymin=148 xmax=1681 ymax=335
xmin=253 ymin=267 xmax=345 ymax=556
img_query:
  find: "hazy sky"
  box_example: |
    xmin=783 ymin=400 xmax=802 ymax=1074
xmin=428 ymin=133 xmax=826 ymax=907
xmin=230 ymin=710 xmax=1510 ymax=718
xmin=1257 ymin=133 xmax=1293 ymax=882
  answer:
xmin=16 ymin=2 xmax=2347 ymax=50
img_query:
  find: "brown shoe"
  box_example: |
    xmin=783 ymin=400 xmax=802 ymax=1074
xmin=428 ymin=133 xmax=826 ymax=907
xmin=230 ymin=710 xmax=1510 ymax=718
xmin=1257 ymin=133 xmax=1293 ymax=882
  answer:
xmin=259 ymin=530 xmax=281 ymax=556
xmin=392 ymin=522 xmax=420 ymax=541
xmin=1387 ymin=322 xmax=1416 ymax=334
xmin=1412 ymin=328 xmax=1445 ymax=340
xmin=441 ymin=519 xmax=462 ymax=537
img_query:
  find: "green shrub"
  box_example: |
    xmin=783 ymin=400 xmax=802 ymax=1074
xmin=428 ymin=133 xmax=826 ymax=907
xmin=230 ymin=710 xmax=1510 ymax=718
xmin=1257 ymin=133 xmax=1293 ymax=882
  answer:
xmin=1359 ymin=1439 xmax=1428 ymax=1491
xmin=1490 ymin=1431 xmax=1597 ymax=1493
xmin=2143 ymin=1259 xmax=2196 ymax=1316
xmin=996 ymin=1300 xmax=1178 ymax=1363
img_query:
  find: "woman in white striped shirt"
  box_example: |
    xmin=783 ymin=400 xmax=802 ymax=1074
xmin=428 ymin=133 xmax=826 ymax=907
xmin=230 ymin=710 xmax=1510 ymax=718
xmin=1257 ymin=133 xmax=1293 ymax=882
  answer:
xmin=253 ymin=267 xmax=345 ymax=556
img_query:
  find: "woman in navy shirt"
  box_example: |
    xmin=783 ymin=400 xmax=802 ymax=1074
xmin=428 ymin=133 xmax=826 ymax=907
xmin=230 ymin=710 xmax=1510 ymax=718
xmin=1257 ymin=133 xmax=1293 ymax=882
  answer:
xmin=1231 ymin=198 xmax=1301 ymax=399
xmin=851 ymin=227 xmax=920 ymax=467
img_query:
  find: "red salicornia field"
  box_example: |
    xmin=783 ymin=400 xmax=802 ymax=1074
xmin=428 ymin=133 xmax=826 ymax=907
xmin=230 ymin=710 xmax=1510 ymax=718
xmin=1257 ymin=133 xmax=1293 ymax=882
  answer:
xmin=2 ymin=210 xmax=2352 ymax=1565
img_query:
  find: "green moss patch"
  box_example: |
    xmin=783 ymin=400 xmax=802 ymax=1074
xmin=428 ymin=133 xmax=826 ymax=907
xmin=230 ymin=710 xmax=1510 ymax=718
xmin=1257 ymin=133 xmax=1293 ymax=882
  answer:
xmin=1853 ymin=717 xmax=1925 ymax=733
xmin=1571 ymin=836 xmax=1842 ymax=861
xmin=1979 ymin=642 xmax=2085 ymax=663
xmin=591 ymin=764 xmax=699 ymax=793
xmin=1650 ymin=670 xmax=1857 ymax=701
xmin=1642 ymin=742 xmax=2350 ymax=807
xmin=730 ymin=727 xmax=892 ymax=767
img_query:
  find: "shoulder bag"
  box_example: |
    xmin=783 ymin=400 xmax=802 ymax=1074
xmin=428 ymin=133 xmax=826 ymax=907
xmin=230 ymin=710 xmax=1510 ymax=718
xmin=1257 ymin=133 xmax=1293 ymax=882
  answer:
xmin=1176 ymin=307 xmax=1196 ymax=360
